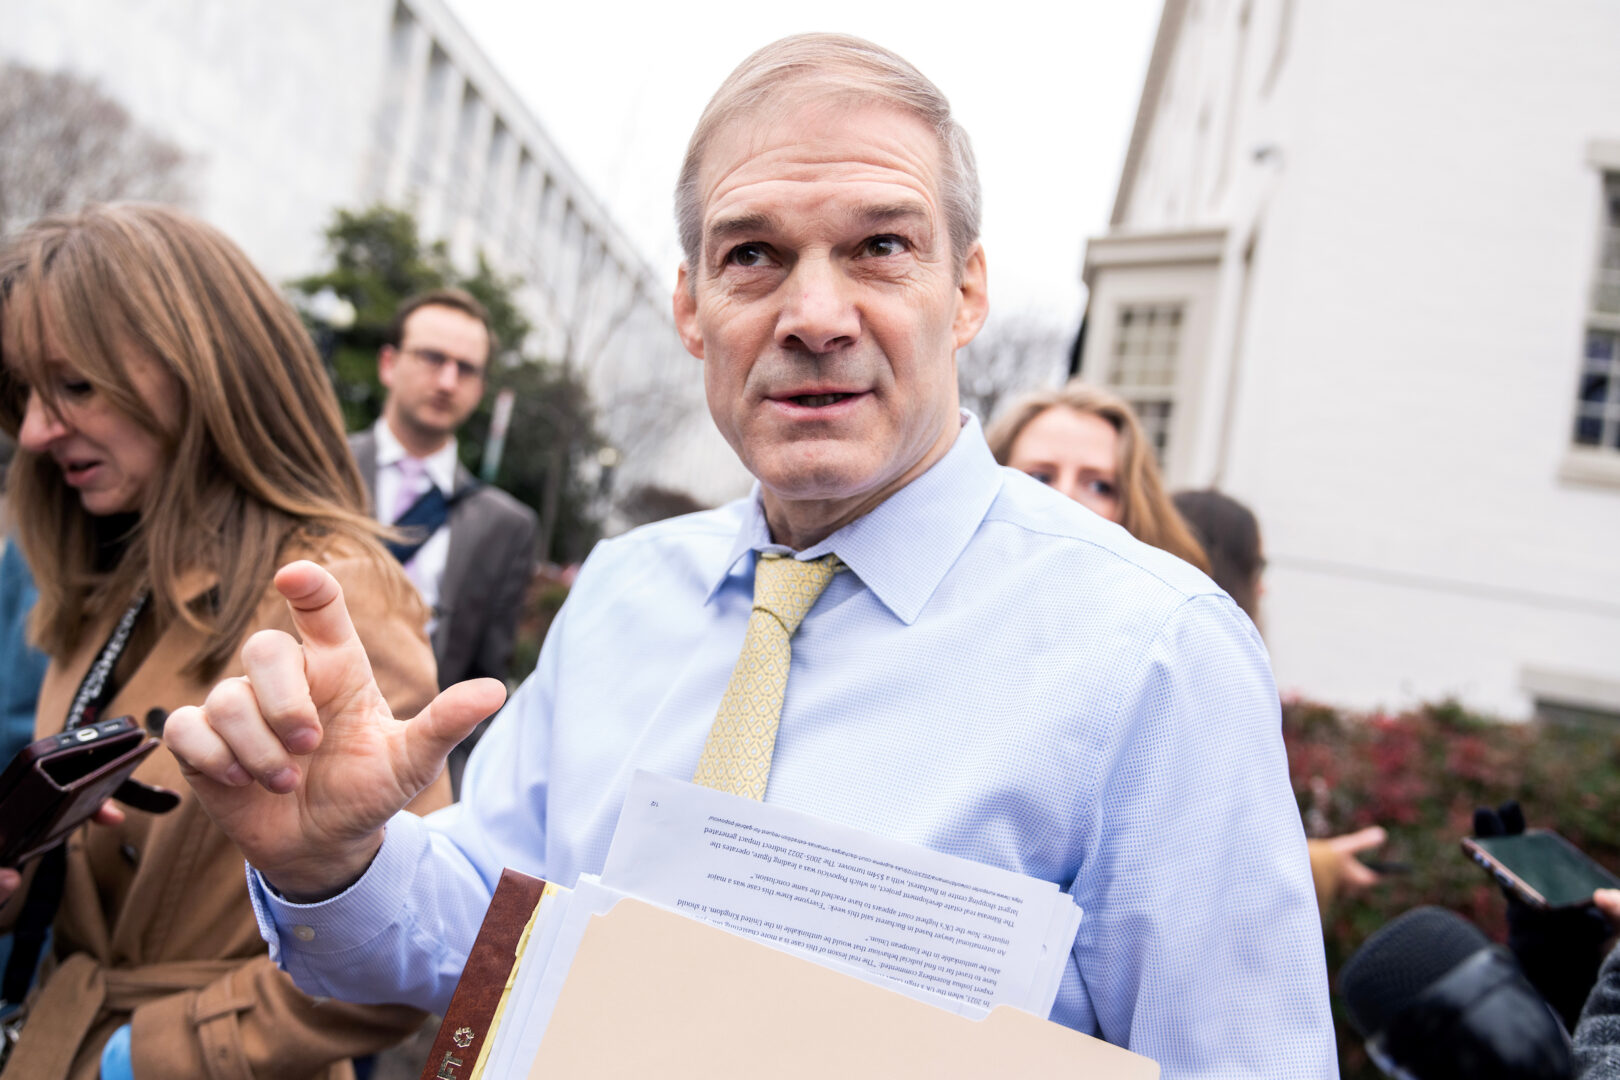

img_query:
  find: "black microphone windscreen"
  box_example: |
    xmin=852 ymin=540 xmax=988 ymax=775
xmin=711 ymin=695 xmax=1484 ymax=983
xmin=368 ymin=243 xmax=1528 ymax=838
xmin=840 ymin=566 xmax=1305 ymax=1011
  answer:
xmin=1341 ymin=906 xmax=1492 ymax=1038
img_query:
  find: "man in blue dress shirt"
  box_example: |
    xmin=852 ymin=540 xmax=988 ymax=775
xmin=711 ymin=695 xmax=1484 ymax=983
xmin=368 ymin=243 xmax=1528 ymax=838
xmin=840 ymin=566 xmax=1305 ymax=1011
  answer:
xmin=167 ymin=33 xmax=1337 ymax=1077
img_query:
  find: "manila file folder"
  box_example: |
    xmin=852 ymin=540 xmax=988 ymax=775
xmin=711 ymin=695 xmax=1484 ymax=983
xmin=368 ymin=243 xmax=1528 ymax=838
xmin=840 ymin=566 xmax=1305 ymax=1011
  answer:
xmin=527 ymin=896 xmax=1159 ymax=1079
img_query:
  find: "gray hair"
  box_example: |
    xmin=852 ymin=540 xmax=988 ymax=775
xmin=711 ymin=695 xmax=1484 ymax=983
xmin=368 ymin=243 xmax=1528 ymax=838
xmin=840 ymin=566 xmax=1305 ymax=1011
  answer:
xmin=675 ymin=33 xmax=982 ymax=278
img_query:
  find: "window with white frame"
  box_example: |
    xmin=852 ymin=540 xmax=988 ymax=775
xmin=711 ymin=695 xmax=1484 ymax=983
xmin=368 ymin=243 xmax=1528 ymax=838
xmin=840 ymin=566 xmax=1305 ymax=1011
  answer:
xmin=1574 ymin=173 xmax=1620 ymax=453
xmin=1108 ymin=303 xmax=1184 ymax=461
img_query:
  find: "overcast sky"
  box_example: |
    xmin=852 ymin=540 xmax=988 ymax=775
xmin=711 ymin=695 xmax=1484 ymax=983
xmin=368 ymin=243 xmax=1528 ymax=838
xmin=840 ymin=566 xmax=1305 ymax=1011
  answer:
xmin=445 ymin=1 xmax=1162 ymax=336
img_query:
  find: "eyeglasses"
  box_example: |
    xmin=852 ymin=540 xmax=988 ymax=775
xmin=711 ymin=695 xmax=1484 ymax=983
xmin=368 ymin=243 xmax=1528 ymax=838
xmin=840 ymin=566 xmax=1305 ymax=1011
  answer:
xmin=402 ymin=347 xmax=485 ymax=383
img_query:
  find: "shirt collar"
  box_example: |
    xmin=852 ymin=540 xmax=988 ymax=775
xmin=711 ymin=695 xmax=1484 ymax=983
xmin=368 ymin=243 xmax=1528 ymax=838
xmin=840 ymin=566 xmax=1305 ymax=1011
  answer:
xmin=706 ymin=411 xmax=1005 ymax=625
xmin=373 ymin=419 xmax=460 ymax=493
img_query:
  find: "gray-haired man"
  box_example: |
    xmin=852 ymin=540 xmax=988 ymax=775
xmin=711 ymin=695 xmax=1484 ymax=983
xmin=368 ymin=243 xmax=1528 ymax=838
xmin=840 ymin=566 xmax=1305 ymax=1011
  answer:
xmin=168 ymin=34 xmax=1336 ymax=1077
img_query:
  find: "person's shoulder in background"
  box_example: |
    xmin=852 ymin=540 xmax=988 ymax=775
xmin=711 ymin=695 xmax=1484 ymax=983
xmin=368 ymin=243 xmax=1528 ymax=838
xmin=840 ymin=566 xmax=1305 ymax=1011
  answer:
xmin=0 ymin=540 xmax=48 ymax=759
xmin=459 ymin=474 xmax=538 ymax=535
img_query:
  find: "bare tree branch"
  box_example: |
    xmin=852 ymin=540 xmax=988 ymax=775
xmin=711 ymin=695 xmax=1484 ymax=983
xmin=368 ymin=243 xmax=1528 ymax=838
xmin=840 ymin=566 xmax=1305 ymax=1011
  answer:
xmin=524 ymin=227 xmax=695 ymax=468
xmin=957 ymin=314 xmax=1072 ymax=424
xmin=0 ymin=60 xmax=191 ymax=236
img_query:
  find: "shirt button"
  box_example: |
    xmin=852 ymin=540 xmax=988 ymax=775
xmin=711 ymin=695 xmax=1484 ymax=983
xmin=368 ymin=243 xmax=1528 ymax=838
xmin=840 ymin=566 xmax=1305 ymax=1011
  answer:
xmin=291 ymin=925 xmax=316 ymax=942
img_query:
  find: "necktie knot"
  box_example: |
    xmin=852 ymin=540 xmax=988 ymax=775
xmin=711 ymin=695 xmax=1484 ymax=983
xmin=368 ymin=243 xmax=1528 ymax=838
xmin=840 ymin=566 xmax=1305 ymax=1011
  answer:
xmin=753 ymin=552 xmax=842 ymax=636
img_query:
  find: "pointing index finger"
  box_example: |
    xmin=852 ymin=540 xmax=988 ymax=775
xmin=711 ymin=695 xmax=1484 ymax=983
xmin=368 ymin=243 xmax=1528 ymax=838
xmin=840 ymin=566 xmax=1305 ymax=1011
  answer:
xmin=273 ymin=560 xmax=362 ymax=651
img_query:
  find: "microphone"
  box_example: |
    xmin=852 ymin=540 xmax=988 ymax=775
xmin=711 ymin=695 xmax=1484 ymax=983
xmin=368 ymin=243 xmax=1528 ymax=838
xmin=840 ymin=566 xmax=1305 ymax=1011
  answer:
xmin=1340 ymin=906 xmax=1573 ymax=1079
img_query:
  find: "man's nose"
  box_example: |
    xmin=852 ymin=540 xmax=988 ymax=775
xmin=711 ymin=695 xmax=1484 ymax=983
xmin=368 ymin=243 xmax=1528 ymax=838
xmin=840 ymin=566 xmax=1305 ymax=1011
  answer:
xmin=435 ymin=359 xmax=462 ymax=390
xmin=777 ymin=258 xmax=859 ymax=354
xmin=17 ymin=393 xmax=66 ymax=452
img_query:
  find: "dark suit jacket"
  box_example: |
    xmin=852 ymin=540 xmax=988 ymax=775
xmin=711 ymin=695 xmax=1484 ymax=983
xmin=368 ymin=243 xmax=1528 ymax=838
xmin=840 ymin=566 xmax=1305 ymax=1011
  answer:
xmin=350 ymin=429 xmax=539 ymax=690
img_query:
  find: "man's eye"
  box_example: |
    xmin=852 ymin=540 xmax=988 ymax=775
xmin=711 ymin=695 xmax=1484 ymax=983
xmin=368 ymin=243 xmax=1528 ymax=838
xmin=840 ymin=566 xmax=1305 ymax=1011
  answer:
xmin=60 ymin=380 xmax=93 ymax=399
xmin=726 ymin=243 xmax=773 ymax=268
xmin=862 ymin=235 xmax=907 ymax=258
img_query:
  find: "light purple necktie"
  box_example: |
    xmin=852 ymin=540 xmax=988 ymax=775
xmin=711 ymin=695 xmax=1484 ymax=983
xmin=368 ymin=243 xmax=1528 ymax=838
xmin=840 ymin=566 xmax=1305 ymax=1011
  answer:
xmin=390 ymin=457 xmax=434 ymax=590
xmin=391 ymin=456 xmax=428 ymax=524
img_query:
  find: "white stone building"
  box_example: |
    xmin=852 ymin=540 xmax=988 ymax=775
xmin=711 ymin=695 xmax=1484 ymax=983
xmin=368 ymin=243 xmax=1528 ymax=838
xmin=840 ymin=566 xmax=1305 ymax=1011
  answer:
xmin=4 ymin=0 xmax=750 ymax=509
xmin=1079 ymin=0 xmax=1620 ymax=720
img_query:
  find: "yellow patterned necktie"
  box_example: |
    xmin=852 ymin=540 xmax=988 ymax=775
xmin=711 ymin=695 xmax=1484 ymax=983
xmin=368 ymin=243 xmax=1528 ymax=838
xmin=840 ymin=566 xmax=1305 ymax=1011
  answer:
xmin=692 ymin=552 xmax=842 ymax=800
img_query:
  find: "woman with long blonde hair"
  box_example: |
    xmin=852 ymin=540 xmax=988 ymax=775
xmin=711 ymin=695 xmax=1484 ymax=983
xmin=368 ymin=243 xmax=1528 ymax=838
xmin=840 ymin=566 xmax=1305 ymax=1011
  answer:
xmin=0 ymin=203 xmax=446 ymax=1079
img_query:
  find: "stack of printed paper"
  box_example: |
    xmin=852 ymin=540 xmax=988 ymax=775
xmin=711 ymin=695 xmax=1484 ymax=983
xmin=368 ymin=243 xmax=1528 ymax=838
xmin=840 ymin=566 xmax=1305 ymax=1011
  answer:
xmin=423 ymin=771 xmax=1156 ymax=1080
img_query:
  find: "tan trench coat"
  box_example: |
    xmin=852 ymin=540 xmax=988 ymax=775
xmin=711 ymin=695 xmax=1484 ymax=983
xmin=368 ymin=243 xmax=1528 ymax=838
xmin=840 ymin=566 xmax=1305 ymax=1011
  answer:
xmin=0 ymin=543 xmax=451 ymax=1079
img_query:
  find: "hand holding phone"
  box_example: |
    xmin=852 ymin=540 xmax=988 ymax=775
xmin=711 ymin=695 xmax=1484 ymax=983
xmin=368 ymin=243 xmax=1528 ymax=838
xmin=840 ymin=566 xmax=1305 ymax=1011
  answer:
xmin=0 ymin=802 xmax=129 ymax=902
xmin=0 ymin=716 xmax=178 ymax=871
xmin=1466 ymin=805 xmax=1619 ymax=1028
xmin=1462 ymin=829 xmax=1620 ymax=911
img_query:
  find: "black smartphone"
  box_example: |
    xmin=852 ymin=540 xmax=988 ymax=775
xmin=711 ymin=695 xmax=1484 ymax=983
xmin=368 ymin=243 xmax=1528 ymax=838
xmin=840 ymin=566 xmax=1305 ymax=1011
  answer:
xmin=1462 ymin=829 xmax=1620 ymax=910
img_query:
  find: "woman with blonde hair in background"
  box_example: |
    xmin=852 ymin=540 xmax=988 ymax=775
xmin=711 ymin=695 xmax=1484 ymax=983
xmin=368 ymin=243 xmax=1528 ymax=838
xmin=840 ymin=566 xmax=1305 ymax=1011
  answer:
xmin=0 ymin=203 xmax=448 ymax=1079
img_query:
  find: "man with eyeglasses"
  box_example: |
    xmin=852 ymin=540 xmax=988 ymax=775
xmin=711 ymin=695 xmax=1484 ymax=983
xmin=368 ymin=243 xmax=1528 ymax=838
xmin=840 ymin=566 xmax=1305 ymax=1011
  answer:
xmin=350 ymin=288 xmax=537 ymax=793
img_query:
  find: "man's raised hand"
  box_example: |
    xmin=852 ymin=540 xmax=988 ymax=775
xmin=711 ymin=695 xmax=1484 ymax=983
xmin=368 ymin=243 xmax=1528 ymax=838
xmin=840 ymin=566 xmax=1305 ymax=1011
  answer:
xmin=164 ymin=561 xmax=506 ymax=901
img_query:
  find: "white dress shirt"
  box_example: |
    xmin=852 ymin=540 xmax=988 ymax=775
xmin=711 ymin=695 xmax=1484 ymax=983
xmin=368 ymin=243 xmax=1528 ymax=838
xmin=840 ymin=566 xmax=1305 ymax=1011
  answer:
xmin=253 ymin=414 xmax=1337 ymax=1078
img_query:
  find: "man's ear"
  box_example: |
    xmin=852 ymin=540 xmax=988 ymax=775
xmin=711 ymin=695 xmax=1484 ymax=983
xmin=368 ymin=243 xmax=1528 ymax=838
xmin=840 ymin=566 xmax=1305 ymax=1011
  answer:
xmin=377 ymin=345 xmax=399 ymax=390
xmin=952 ymin=244 xmax=990 ymax=350
xmin=672 ymin=265 xmax=705 ymax=360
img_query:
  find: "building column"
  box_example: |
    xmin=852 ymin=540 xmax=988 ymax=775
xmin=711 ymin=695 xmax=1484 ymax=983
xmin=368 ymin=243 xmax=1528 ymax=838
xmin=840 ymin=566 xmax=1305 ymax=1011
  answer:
xmin=483 ymin=124 xmax=521 ymax=260
xmin=417 ymin=60 xmax=463 ymax=241
xmin=449 ymin=90 xmax=493 ymax=266
xmin=381 ymin=13 xmax=434 ymax=205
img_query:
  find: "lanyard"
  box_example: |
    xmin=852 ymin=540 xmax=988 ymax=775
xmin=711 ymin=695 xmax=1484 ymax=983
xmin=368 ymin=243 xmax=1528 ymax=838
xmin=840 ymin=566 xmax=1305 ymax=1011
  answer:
xmin=1 ymin=588 xmax=152 ymax=1010
xmin=65 ymin=590 xmax=149 ymax=731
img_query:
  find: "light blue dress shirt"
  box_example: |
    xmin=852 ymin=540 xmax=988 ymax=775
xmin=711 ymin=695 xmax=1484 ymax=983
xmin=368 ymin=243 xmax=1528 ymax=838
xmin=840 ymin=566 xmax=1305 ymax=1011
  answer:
xmin=251 ymin=415 xmax=1337 ymax=1078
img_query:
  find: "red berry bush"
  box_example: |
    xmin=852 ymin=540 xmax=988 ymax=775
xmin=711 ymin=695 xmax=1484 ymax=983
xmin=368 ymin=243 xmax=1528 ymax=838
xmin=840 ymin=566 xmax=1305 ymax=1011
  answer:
xmin=1283 ymin=698 xmax=1620 ymax=1076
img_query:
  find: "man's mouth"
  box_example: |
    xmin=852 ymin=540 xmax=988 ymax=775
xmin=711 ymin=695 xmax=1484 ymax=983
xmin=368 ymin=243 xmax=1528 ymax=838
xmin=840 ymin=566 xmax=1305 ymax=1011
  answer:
xmin=789 ymin=393 xmax=855 ymax=408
